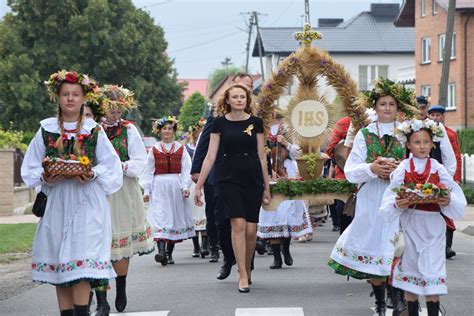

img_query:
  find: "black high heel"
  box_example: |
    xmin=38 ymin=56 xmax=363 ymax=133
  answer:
xmin=238 ymin=287 xmax=250 ymax=293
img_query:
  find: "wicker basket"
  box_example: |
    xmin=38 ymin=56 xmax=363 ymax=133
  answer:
xmin=397 ymin=191 xmax=440 ymax=204
xmin=43 ymin=160 xmax=91 ymax=178
xmin=296 ymin=157 xmax=326 ymax=180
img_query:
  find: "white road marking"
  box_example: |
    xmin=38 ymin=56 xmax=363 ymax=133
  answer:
xmin=235 ymin=307 xmax=305 ymax=315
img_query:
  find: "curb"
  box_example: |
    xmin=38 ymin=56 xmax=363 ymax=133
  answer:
xmin=461 ymin=225 xmax=474 ymax=236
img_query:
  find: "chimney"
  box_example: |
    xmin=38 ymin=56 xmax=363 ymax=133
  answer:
xmin=370 ymin=3 xmax=399 ymax=17
xmin=318 ymin=18 xmax=344 ymax=27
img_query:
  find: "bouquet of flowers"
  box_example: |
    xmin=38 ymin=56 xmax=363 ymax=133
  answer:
xmin=392 ymin=182 xmax=451 ymax=204
xmin=42 ymin=154 xmax=92 ymax=178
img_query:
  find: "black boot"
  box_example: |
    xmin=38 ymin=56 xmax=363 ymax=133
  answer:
xmin=73 ymin=305 xmax=90 ymax=316
xmin=167 ymin=242 xmax=175 ymax=264
xmin=281 ymin=238 xmax=293 ymax=266
xmin=386 ymin=284 xmax=393 ymax=309
xmin=269 ymin=244 xmax=283 ymax=269
xmin=201 ymin=235 xmax=210 ymax=258
xmin=94 ymin=290 xmax=110 ymax=316
xmin=60 ymin=310 xmax=74 ymax=316
xmin=371 ymin=283 xmax=387 ymax=316
xmin=155 ymin=241 xmax=168 ymax=265
xmin=192 ymin=236 xmax=200 ymax=258
xmin=115 ymin=275 xmax=127 ymax=312
xmin=217 ymin=259 xmax=233 ymax=280
xmin=391 ymin=286 xmax=407 ymax=316
xmin=209 ymin=246 xmax=220 ymax=262
xmin=87 ymin=291 xmax=94 ymax=313
xmin=407 ymin=301 xmax=420 ymax=316
xmin=426 ymin=301 xmax=440 ymax=316
xmin=446 ymin=229 xmax=456 ymax=259
xmin=267 ymin=240 xmax=273 ymax=255
xmin=255 ymin=238 xmax=267 ymax=255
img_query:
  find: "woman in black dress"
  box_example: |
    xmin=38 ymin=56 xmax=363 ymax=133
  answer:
xmin=195 ymin=84 xmax=270 ymax=292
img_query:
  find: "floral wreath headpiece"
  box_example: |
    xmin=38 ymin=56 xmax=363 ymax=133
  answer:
xmin=84 ymin=98 xmax=107 ymax=121
xmin=153 ymin=116 xmax=179 ymax=134
xmin=395 ymin=118 xmax=444 ymax=144
xmin=353 ymin=78 xmax=419 ymax=120
xmin=188 ymin=117 xmax=207 ymax=132
xmin=98 ymin=85 xmax=137 ymax=112
xmin=45 ymin=70 xmax=98 ymax=101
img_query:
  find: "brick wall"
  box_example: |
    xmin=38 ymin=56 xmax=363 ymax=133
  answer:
xmin=415 ymin=0 xmax=474 ymax=129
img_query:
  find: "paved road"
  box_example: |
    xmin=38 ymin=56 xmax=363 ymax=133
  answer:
xmin=1 ymin=223 xmax=473 ymax=316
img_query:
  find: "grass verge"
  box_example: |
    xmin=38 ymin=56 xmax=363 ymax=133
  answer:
xmin=0 ymin=223 xmax=36 ymax=254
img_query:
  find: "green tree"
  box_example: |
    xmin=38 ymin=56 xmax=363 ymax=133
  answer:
xmin=0 ymin=0 xmax=183 ymax=134
xmin=208 ymin=65 xmax=242 ymax=95
xmin=178 ymin=92 xmax=206 ymax=132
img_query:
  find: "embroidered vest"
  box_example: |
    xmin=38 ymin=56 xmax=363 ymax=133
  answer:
xmin=153 ymin=144 xmax=184 ymax=175
xmin=403 ymin=171 xmax=441 ymax=212
xmin=104 ymin=122 xmax=130 ymax=162
xmin=361 ymin=128 xmax=406 ymax=163
xmin=41 ymin=127 xmax=99 ymax=165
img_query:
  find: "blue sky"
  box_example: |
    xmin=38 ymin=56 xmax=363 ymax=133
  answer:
xmin=1 ymin=0 xmax=402 ymax=79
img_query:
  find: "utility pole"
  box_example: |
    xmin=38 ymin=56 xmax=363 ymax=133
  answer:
xmin=438 ymin=0 xmax=456 ymax=106
xmin=244 ymin=14 xmax=254 ymax=73
xmin=253 ymin=11 xmax=265 ymax=81
xmin=304 ymin=0 xmax=310 ymax=24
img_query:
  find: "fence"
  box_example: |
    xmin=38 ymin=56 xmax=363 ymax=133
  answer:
xmin=463 ymin=154 xmax=474 ymax=185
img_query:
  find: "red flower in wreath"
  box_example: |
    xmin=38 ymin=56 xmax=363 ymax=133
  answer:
xmin=65 ymin=72 xmax=78 ymax=83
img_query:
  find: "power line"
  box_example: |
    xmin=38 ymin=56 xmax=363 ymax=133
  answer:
xmin=270 ymin=0 xmax=296 ymax=26
xmin=168 ymin=30 xmax=245 ymax=54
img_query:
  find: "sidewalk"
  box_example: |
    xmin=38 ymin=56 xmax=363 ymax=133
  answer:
xmin=0 ymin=215 xmax=39 ymax=224
xmin=455 ymin=205 xmax=474 ymax=236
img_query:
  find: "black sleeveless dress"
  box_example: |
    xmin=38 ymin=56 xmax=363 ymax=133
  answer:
xmin=211 ymin=115 xmax=264 ymax=223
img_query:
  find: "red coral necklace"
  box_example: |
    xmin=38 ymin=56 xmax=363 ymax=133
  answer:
xmin=409 ymin=158 xmax=431 ymax=184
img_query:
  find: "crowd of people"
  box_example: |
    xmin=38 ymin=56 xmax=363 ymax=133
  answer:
xmin=20 ymin=70 xmax=466 ymax=316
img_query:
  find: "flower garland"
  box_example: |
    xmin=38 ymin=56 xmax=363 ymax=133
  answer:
xmin=45 ymin=70 xmax=98 ymax=101
xmin=188 ymin=117 xmax=207 ymax=132
xmin=153 ymin=116 xmax=178 ymax=133
xmin=98 ymin=85 xmax=137 ymax=112
xmin=395 ymin=118 xmax=444 ymax=144
xmin=352 ymin=78 xmax=420 ymax=133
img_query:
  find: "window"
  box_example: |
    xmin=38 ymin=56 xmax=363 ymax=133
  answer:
xmin=447 ymin=83 xmax=456 ymax=109
xmin=421 ymin=37 xmax=431 ymax=63
xmin=421 ymin=85 xmax=432 ymax=97
xmin=432 ymin=0 xmax=438 ymax=15
xmin=421 ymin=0 xmax=426 ymax=17
xmin=438 ymin=33 xmax=456 ymax=61
xmin=358 ymin=65 xmax=389 ymax=91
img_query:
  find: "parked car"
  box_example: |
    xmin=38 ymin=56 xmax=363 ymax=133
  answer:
xmin=142 ymin=136 xmax=157 ymax=153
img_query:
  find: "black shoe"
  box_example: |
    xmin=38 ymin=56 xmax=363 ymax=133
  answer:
xmin=282 ymin=238 xmax=293 ymax=266
xmin=73 ymin=304 xmax=90 ymax=316
xmin=391 ymin=286 xmax=407 ymax=316
xmin=209 ymin=247 xmax=219 ymax=262
xmin=238 ymin=287 xmax=250 ymax=293
xmin=167 ymin=242 xmax=175 ymax=264
xmin=270 ymin=244 xmax=283 ymax=269
xmin=115 ymin=275 xmax=127 ymax=312
xmin=94 ymin=290 xmax=110 ymax=316
xmin=446 ymin=247 xmax=456 ymax=259
xmin=217 ymin=261 xmax=232 ymax=280
xmin=201 ymin=235 xmax=210 ymax=257
xmin=426 ymin=301 xmax=440 ymax=316
xmin=371 ymin=282 xmax=387 ymax=316
xmin=192 ymin=247 xmax=200 ymax=258
xmin=407 ymin=301 xmax=420 ymax=316
xmin=332 ymin=225 xmax=340 ymax=231
xmin=155 ymin=241 xmax=168 ymax=265
xmin=255 ymin=239 xmax=266 ymax=255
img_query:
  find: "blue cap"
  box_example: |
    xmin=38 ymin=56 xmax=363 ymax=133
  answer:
xmin=416 ymin=95 xmax=428 ymax=105
xmin=428 ymin=105 xmax=446 ymax=114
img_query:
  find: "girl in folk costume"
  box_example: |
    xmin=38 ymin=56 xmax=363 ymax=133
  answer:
xmin=328 ymin=78 xmax=419 ymax=316
xmin=257 ymin=136 xmax=313 ymax=269
xmin=142 ymin=116 xmax=195 ymax=266
xmin=21 ymin=70 xmax=123 ymax=316
xmin=95 ymin=85 xmax=154 ymax=314
xmin=186 ymin=118 xmax=211 ymax=258
xmin=380 ymin=120 xmax=466 ymax=316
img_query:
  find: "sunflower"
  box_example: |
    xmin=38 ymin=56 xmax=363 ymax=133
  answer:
xmin=79 ymin=156 xmax=91 ymax=166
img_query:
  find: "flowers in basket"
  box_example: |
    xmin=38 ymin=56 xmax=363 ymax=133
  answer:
xmin=392 ymin=182 xmax=451 ymax=204
xmin=42 ymin=154 xmax=91 ymax=177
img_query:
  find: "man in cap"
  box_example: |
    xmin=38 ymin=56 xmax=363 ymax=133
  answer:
xmin=416 ymin=95 xmax=430 ymax=120
xmin=428 ymin=104 xmax=462 ymax=259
